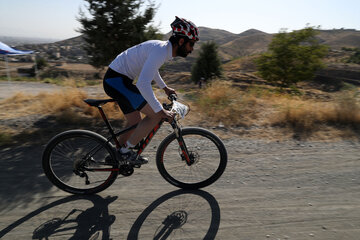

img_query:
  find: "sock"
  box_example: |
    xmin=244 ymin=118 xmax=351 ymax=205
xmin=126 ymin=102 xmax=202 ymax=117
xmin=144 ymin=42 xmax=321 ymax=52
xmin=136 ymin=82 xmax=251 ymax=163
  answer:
xmin=120 ymin=141 xmax=135 ymax=154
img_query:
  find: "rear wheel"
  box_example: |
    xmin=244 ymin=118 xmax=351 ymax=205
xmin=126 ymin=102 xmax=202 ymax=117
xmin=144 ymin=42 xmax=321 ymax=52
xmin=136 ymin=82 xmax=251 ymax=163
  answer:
xmin=156 ymin=127 xmax=227 ymax=189
xmin=42 ymin=130 xmax=118 ymax=194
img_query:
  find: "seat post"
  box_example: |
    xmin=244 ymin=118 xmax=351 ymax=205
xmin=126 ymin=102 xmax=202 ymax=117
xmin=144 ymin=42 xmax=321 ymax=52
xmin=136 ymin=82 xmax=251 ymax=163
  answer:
xmin=97 ymin=106 xmax=121 ymax=148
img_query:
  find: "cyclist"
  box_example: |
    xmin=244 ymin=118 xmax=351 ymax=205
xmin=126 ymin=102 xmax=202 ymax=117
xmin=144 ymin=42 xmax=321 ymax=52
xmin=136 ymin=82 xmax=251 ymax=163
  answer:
xmin=103 ymin=16 xmax=199 ymax=165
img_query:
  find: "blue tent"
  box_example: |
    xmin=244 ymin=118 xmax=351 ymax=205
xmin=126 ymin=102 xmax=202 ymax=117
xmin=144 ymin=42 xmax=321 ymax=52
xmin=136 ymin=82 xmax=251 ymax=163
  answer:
xmin=0 ymin=41 xmax=35 ymax=81
xmin=0 ymin=41 xmax=34 ymax=55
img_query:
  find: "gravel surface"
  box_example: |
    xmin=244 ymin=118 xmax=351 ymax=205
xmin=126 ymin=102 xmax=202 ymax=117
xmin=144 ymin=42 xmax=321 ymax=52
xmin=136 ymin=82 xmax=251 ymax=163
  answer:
xmin=0 ymin=132 xmax=359 ymax=239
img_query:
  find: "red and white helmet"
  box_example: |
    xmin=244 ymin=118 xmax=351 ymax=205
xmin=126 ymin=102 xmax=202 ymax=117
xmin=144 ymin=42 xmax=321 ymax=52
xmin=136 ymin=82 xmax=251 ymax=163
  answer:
xmin=170 ymin=16 xmax=199 ymax=41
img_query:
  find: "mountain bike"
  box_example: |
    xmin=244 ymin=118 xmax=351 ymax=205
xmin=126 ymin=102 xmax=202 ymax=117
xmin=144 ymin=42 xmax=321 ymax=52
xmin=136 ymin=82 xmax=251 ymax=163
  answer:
xmin=42 ymin=95 xmax=227 ymax=194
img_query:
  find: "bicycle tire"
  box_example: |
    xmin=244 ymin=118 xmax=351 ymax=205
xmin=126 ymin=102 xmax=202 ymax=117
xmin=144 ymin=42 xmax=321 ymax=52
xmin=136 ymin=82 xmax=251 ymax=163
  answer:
xmin=156 ymin=127 xmax=227 ymax=189
xmin=42 ymin=130 xmax=118 ymax=194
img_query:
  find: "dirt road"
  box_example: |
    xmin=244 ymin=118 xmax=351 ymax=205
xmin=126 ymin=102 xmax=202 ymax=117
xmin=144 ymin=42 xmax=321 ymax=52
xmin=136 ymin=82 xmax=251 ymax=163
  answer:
xmin=0 ymin=81 xmax=61 ymax=99
xmin=0 ymin=82 xmax=360 ymax=239
xmin=0 ymin=132 xmax=359 ymax=239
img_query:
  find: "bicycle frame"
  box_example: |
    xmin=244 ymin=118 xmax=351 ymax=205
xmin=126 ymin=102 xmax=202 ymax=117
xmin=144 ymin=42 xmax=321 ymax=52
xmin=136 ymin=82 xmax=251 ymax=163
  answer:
xmin=96 ymin=104 xmax=164 ymax=152
xmin=88 ymin=103 xmax=192 ymax=170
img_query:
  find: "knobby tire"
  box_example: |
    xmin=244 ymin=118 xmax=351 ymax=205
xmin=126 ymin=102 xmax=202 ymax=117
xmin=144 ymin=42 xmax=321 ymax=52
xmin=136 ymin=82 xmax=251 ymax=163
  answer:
xmin=156 ymin=127 xmax=227 ymax=189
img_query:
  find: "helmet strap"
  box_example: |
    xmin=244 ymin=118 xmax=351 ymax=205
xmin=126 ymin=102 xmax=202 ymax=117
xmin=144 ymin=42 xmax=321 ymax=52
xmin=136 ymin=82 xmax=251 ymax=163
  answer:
xmin=176 ymin=39 xmax=189 ymax=57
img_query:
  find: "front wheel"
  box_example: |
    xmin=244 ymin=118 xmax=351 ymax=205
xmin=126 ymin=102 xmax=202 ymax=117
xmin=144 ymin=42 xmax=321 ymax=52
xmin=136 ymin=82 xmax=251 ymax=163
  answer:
xmin=156 ymin=127 xmax=227 ymax=189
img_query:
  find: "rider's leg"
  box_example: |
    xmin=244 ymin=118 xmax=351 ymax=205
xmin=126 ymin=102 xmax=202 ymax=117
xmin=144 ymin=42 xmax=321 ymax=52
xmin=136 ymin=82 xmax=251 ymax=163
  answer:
xmin=118 ymin=111 xmax=141 ymax=146
xmin=119 ymin=104 xmax=161 ymax=164
xmin=124 ymin=104 xmax=162 ymax=147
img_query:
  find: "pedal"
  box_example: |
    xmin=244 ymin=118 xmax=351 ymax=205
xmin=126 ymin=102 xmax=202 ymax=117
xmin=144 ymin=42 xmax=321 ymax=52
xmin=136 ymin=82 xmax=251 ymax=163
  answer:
xmin=133 ymin=164 xmax=141 ymax=168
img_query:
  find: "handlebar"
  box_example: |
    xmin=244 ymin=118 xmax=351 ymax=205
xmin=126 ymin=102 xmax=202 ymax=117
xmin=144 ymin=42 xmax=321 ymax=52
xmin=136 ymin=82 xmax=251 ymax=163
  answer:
xmin=162 ymin=94 xmax=190 ymax=120
xmin=168 ymin=94 xmax=177 ymax=101
xmin=163 ymin=94 xmax=177 ymax=111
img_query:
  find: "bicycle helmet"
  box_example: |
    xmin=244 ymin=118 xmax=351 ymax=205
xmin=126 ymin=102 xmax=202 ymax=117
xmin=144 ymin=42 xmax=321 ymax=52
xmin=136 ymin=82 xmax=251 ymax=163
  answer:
xmin=170 ymin=16 xmax=199 ymax=41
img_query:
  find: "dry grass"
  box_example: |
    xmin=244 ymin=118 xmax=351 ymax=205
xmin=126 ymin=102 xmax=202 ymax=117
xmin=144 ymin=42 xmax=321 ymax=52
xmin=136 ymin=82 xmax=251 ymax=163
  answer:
xmin=196 ymin=80 xmax=261 ymax=127
xmin=272 ymin=92 xmax=360 ymax=131
xmin=0 ymin=88 xmax=124 ymax=121
xmin=1 ymin=79 xmax=359 ymax=142
xmin=0 ymin=88 xmax=127 ymax=146
xmin=193 ymin=80 xmax=360 ymax=139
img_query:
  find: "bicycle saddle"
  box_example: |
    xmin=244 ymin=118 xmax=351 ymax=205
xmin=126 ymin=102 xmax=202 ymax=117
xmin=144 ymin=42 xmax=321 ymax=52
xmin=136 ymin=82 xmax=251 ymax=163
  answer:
xmin=84 ymin=99 xmax=115 ymax=107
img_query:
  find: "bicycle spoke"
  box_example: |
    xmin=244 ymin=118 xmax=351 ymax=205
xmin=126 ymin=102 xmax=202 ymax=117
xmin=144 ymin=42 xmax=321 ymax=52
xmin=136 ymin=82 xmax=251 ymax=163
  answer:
xmin=44 ymin=131 xmax=118 ymax=194
xmin=156 ymin=127 xmax=227 ymax=189
xmin=162 ymin=134 xmax=221 ymax=184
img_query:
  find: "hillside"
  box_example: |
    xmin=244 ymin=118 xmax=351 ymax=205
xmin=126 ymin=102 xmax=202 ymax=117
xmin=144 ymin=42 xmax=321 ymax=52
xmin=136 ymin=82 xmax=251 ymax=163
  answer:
xmin=205 ymin=28 xmax=360 ymax=61
xmin=0 ymin=36 xmax=60 ymax=45
xmin=317 ymin=29 xmax=360 ymax=49
xmin=9 ymin=27 xmax=360 ymax=71
xmin=219 ymin=31 xmax=272 ymax=60
xmin=18 ymin=35 xmax=87 ymax=63
xmin=166 ymin=27 xmax=360 ymax=66
xmin=194 ymin=27 xmax=240 ymax=45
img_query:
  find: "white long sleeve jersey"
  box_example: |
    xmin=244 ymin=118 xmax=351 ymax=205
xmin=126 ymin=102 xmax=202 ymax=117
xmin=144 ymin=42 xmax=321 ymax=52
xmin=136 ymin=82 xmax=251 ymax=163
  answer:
xmin=109 ymin=40 xmax=173 ymax=113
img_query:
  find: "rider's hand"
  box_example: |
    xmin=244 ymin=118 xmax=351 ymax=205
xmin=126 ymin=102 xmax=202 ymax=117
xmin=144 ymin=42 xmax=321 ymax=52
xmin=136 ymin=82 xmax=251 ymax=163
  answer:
xmin=163 ymin=86 xmax=176 ymax=97
xmin=159 ymin=109 xmax=175 ymax=122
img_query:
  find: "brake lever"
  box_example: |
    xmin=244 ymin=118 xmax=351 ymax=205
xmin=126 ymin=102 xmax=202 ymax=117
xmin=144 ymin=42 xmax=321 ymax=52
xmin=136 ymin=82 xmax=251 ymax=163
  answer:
xmin=163 ymin=103 xmax=172 ymax=111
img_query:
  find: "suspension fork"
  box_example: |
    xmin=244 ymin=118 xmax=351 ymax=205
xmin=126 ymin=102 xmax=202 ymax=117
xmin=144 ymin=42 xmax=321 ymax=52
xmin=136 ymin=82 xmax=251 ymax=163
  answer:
xmin=170 ymin=121 xmax=193 ymax=166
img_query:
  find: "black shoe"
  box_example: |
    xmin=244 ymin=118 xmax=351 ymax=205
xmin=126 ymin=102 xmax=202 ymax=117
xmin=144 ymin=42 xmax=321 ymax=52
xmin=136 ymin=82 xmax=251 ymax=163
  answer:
xmin=120 ymin=150 xmax=148 ymax=165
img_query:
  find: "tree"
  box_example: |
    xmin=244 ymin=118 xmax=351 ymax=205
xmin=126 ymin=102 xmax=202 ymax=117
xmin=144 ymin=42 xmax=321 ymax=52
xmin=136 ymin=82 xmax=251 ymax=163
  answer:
xmin=191 ymin=41 xmax=222 ymax=84
xmin=256 ymin=27 xmax=328 ymax=88
xmin=77 ymin=0 xmax=161 ymax=68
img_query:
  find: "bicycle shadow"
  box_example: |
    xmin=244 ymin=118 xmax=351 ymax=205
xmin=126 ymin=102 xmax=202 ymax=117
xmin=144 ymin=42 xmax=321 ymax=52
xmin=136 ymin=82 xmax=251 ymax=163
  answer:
xmin=0 ymin=114 xmax=123 ymax=212
xmin=128 ymin=189 xmax=221 ymax=240
xmin=0 ymin=143 xmax=53 ymax=212
xmin=0 ymin=194 xmax=117 ymax=240
xmin=1 ymin=190 xmax=220 ymax=239
xmin=0 ymin=115 xmax=80 ymax=211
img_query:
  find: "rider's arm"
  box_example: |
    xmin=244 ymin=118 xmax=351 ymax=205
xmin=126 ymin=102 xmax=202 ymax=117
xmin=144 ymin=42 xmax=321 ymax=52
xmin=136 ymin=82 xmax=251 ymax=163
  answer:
xmin=154 ymin=71 xmax=167 ymax=89
xmin=136 ymin=49 xmax=167 ymax=113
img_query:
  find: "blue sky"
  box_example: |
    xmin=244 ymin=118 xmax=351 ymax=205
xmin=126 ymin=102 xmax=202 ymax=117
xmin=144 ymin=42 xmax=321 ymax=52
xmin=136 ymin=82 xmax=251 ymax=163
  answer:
xmin=1 ymin=0 xmax=359 ymax=40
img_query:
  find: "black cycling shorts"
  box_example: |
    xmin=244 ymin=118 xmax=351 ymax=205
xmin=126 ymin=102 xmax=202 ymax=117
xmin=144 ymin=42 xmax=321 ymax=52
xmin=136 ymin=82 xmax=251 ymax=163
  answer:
xmin=103 ymin=68 xmax=147 ymax=114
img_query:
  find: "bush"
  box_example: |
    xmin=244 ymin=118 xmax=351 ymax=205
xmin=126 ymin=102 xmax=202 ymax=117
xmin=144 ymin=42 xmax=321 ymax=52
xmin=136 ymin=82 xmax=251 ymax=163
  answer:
xmin=35 ymin=57 xmax=48 ymax=70
xmin=256 ymin=27 xmax=328 ymax=88
xmin=347 ymin=48 xmax=360 ymax=64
